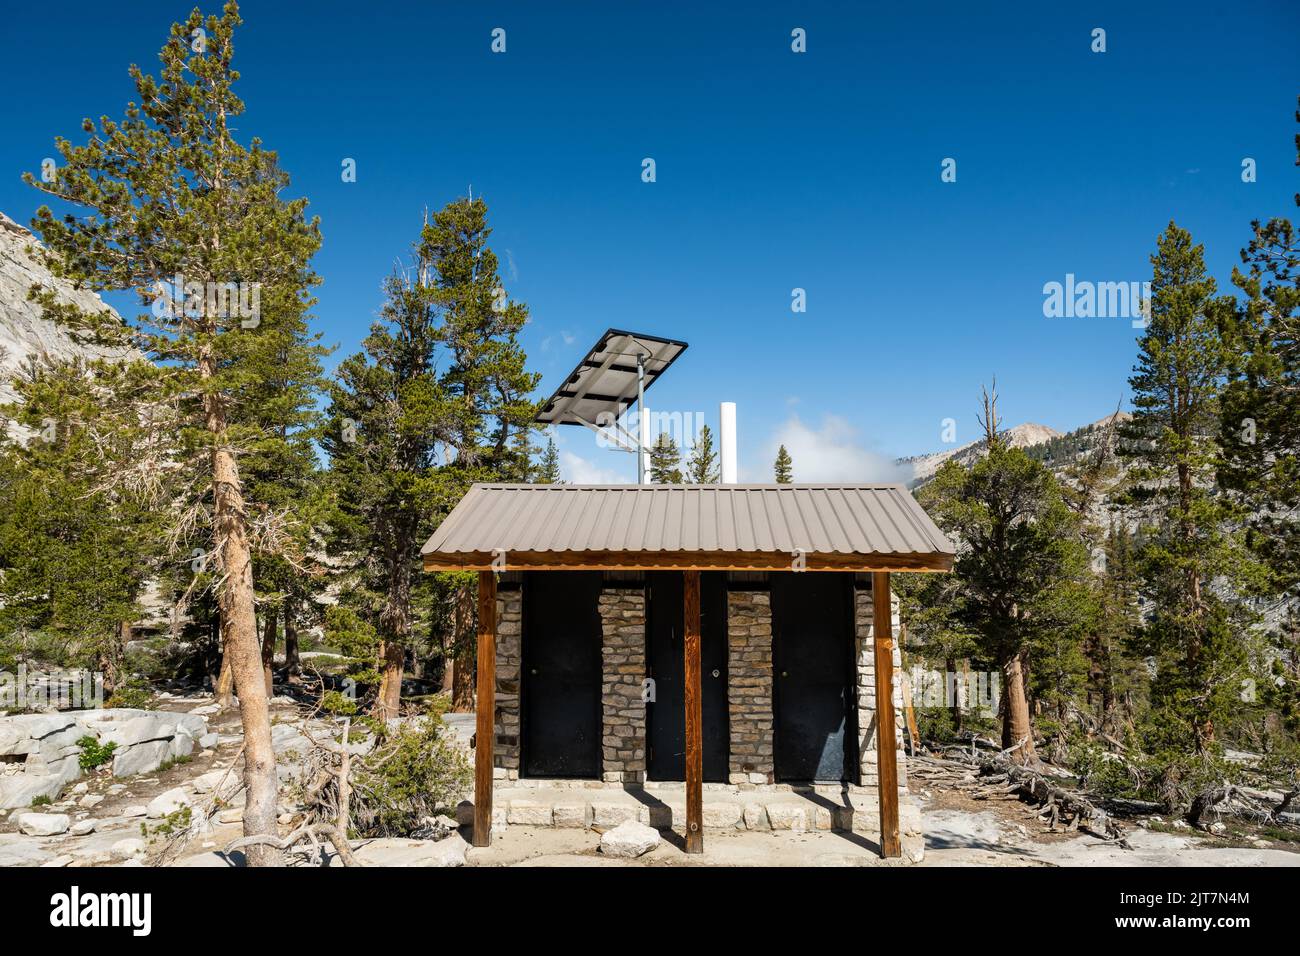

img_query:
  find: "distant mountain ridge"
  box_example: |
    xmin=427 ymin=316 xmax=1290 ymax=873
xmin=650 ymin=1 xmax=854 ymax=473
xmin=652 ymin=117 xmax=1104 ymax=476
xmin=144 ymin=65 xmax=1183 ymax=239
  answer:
xmin=900 ymin=413 xmax=1130 ymax=486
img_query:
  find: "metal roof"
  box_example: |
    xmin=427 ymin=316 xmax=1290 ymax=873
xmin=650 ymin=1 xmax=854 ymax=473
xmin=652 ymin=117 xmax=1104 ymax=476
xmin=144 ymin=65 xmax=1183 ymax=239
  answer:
xmin=421 ymin=484 xmax=955 ymax=572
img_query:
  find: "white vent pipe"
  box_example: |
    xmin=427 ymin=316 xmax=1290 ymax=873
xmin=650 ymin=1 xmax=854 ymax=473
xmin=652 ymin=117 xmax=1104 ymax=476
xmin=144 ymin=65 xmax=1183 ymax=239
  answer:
xmin=719 ymin=401 xmax=737 ymax=484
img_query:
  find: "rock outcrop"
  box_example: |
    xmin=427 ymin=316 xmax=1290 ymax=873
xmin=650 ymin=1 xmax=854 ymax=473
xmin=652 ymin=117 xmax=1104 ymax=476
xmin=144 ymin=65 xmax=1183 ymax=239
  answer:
xmin=0 ymin=709 xmax=209 ymax=809
xmin=0 ymin=210 xmax=131 ymax=418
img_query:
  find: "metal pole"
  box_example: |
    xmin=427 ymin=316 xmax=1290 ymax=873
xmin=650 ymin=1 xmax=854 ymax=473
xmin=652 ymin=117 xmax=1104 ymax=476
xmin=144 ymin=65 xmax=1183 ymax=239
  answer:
xmin=637 ymin=352 xmax=648 ymax=484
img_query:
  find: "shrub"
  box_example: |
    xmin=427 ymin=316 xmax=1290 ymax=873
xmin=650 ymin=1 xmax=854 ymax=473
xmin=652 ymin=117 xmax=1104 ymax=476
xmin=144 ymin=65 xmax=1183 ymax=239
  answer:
xmin=106 ymin=678 xmax=154 ymax=710
xmin=30 ymin=794 xmax=52 ymax=807
xmin=1069 ymin=740 xmax=1141 ymax=798
xmin=350 ymin=709 xmax=471 ymax=837
xmin=77 ymin=735 xmax=118 ymax=771
xmin=148 ymin=806 xmax=192 ymax=837
xmin=320 ymin=689 xmax=358 ymax=717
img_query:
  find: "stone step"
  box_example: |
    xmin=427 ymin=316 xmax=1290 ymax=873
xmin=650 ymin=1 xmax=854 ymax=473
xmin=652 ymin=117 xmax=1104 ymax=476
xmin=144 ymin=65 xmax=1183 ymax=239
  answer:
xmin=456 ymin=789 xmax=922 ymax=838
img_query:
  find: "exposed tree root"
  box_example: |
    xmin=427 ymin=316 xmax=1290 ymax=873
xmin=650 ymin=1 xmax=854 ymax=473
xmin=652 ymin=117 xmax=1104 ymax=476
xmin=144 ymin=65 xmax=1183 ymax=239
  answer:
xmin=912 ymin=745 xmax=1124 ymax=841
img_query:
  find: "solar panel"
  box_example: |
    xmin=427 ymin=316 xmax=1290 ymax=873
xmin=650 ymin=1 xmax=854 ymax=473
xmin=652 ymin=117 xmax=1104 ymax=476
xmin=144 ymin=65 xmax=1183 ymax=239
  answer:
xmin=535 ymin=328 xmax=688 ymax=427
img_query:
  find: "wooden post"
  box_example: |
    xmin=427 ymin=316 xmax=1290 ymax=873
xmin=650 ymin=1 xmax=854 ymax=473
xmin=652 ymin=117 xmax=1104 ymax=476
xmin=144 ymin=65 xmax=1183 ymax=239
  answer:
xmin=872 ymin=571 xmax=901 ymax=858
xmin=473 ymin=570 xmax=497 ymax=848
xmin=683 ymin=570 xmax=704 ymax=854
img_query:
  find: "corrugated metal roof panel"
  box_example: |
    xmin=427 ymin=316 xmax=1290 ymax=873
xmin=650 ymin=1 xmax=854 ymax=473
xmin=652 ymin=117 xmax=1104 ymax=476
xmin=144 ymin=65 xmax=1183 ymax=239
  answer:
xmin=421 ymin=484 xmax=955 ymax=565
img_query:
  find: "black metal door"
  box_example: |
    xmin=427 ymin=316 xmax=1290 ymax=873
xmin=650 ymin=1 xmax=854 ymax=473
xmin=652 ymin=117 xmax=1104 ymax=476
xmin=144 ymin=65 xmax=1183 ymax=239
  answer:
xmin=521 ymin=571 xmax=602 ymax=778
xmin=771 ymin=572 xmax=857 ymax=783
xmin=646 ymin=571 xmax=729 ymax=782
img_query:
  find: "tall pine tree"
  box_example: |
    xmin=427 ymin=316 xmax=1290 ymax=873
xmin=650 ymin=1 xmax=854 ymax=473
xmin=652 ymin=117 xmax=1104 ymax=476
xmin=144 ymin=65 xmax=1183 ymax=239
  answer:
xmin=1219 ymin=100 xmax=1300 ymax=747
xmin=423 ymin=197 xmax=539 ymax=710
xmin=326 ymin=197 xmax=538 ymax=717
xmin=919 ymin=385 xmax=1089 ymax=763
xmin=1120 ymin=222 xmax=1247 ymax=758
xmin=325 ymin=251 xmax=452 ymax=720
xmin=22 ymin=1 xmax=320 ymax=864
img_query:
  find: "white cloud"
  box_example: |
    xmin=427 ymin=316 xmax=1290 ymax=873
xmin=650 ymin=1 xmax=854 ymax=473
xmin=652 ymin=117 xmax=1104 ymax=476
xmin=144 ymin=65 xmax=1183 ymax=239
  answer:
xmin=756 ymin=413 xmax=909 ymax=483
xmin=561 ymin=450 xmax=631 ymax=484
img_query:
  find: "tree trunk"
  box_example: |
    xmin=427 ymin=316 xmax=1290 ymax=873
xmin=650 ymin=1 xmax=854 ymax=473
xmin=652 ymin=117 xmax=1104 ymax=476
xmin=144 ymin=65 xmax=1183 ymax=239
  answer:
xmin=283 ymin=598 xmax=301 ymax=684
xmin=215 ymin=629 xmax=234 ymax=709
xmin=439 ymin=641 xmax=453 ymax=694
xmin=947 ymin=656 xmax=964 ymax=734
xmin=213 ymin=443 xmax=281 ymax=866
xmin=1001 ymin=650 xmax=1037 ymax=764
xmin=100 ymin=622 xmax=129 ymax=697
xmin=202 ymin=343 xmax=280 ymax=865
xmin=375 ymin=641 xmax=405 ymax=720
xmin=261 ymin=606 xmax=278 ymax=698
xmin=450 ymin=582 xmax=476 ymax=712
xmin=374 ymin=549 xmax=413 ymax=721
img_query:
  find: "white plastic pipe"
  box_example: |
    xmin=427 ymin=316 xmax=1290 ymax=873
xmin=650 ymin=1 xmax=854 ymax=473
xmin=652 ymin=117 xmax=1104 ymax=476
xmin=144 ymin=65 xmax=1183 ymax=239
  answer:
xmin=719 ymin=401 xmax=737 ymax=484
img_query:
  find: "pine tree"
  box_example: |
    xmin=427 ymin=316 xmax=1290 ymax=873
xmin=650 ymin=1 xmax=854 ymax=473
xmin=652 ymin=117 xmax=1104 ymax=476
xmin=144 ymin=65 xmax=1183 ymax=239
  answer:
xmin=686 ymin=424 xmax=720 ymax=483
xmin=892 ymin=568 xmax=979 ymax=739
xmin=1120 ymin=222 xmax=1248 ymax=758
xmin=919 ymin=384 xmax=1089 ymax=763
xmin=21 ymin=1 xmax=320 ymax=864
xmin=326 ymin=197 xmax=539 ymax=718
xmin=325 ymin=247 xmax=452 ymax=721
xmin=1219 ymin=99 xmax=1300 ymax=750
xmin=774 ymin=444 xmax=793 ymax=483
xmin=1053 ymin=411 xmax=1146 ymax=738
xmin=649 ymin=432 xmax=683 ymax=483
xmin=423 ymin=197 xmax=540 ymax=481
xmin=238 ymin=284 xmax=331 ymax=694
xmin=0 ymin=361 xmax=160 ymax=684
xmin=1087 ymin=523 xmax=1146 ymax=736
xmin=538 ymin=435 xmax=562 ymax=483
xmin=421 ymin=197 xmax=539 ymax=711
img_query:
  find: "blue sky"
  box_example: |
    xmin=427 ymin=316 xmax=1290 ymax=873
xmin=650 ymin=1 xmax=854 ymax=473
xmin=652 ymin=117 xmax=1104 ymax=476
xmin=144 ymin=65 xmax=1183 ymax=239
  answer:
xmin=3 ymin=1 xmax=1297 ymax=482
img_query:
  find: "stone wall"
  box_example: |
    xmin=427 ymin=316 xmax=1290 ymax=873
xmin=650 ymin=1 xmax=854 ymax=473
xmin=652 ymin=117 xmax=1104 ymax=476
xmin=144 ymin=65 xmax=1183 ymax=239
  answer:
xmin=726 ymin=590 xmax=773 ymax=785
xmin=492 ymin=585 xmax=522 ymax=780
xmin=494 ymin=574 xmax=908 ymax=801
xmin=854 ymin=581 xmax=908 ymax=799
xmin=600 ymin=588 xmax=647 ymax=783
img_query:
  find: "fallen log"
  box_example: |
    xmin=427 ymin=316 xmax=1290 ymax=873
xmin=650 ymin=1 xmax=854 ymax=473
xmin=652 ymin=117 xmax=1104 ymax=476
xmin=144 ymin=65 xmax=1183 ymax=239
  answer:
xmin=1187 ymin=782 xmax=1275 ymax=830
xmin=976 ymin=755 xmax=1123 ymax=840
xmin=911 ymin=749 xmax=1125 ymax=841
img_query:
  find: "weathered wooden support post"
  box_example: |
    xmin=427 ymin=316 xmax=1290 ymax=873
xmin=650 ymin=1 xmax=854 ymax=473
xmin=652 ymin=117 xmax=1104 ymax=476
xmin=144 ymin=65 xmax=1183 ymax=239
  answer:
xmin=683 ymin=569 xmax=704 ymax=854
xmin=872 ymin=571 xmax=901 ymax=858
xmin=473 ymin=570 xmax=497 ymax=848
